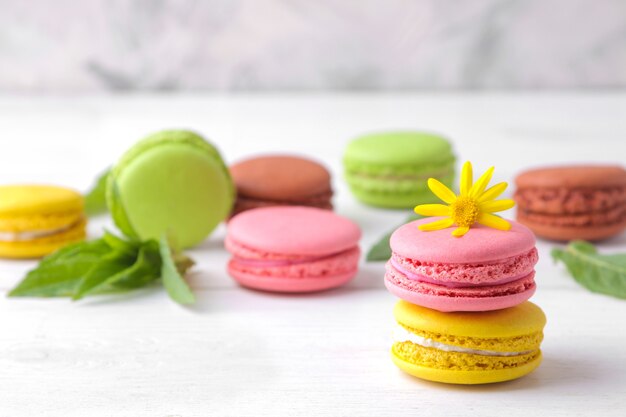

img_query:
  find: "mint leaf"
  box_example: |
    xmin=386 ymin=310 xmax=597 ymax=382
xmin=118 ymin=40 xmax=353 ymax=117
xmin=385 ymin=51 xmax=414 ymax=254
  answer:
xmin=366 ymin=213 xmax=423 ymax=262
xmin=84 ymin=168 xmax=110 ymax=216
xmin=552 ymin=241 xmax=626 ymax=299
xmin=8 ymin=239 xmax=111 ymax=297
xmin=72 ymin=250 xmax=138 ymax=300
xmin=159 ymin=235 xmax=196 ymax=305
xmin=9 ymin=232 xmax=194 ymax=304
xmin=102 ymin=230 xmax=139 ymax=256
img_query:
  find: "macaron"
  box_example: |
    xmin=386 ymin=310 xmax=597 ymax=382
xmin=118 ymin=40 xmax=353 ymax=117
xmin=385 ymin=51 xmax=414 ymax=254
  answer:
xmin=107 ymin=130 xmax=234 ymax=249
xmin=229 ymin=155 xmax=333 ymax=216
xmin=392 ymin=300 xmax=546 ymax=384
xmin=343 ymin=131 xmax=455 ymax=208
xmin=0 ymin=185 xmax=86 ymax=258
xmin=385 ymin=217 xmax=538 ymax=312
xmin=226 ymin=206 xmax=361 ymax=293
xmin=514 ymin=165 xmax=626 ymax=241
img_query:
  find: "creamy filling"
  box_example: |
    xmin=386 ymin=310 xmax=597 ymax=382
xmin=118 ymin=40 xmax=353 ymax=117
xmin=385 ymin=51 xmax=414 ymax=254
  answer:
xmin=233 ymin=248 xmax=352 ymax=268
xmin=351 ymin=167 xmax=453 ymax=182
xmin=392 ymin=324 xmax=532 ymax=357
xmin=0 ymin=220 xmax=82 ymax=242
xmin=390 ymin=258 xmax=529 ymax=288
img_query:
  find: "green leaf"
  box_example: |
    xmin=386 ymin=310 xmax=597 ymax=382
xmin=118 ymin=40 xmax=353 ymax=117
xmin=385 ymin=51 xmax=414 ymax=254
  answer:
xmin=9 ymin=231 xmax=195 ymax=303
xmin=72 ymin=250 xmax=138 ymax=300
xmin=74 ymin=240 xmax=162 ymax=299
xmin=552 ymin=240 xmax=626 ymax=299
xmin=366 ymin=213 xmax=423 ymax=262
xmin=108 ymin=240 xmax=162 ymax=291
xmin=102 ymin=229 xmax=139 ymax=256
xmin=8 ymin=239 xmax=111 ymax=297
xmin=159 ymin=235 xmax=196 ymax=305
xmin=84 ymin=168 xmax=110 ymax=216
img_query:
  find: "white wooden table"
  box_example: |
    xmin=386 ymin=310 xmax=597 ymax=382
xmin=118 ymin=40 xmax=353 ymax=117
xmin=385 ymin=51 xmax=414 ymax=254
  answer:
xmin=0 ymin=93 xmax=624 ymax=417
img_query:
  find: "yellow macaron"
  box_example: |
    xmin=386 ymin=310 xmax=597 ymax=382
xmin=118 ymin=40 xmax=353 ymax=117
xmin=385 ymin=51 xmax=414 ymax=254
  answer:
xmin=392 ymin=300 xmax=546 ymax=384
xmin=0 ymin=185 xmax=86 ymax=258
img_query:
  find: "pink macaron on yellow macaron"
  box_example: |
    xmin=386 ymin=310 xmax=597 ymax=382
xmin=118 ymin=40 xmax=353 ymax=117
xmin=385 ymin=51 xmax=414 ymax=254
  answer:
xmin=385 ymin=217 xmax=538 ymax=312
xmin=385 ymin=161 xmax=538 ymax=312
xmin=226 ymin=206 xmax=361 ymax=293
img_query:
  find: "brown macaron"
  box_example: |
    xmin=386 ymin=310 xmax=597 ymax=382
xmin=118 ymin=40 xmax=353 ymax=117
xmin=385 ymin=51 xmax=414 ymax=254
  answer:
xmin=514 ymin=165 xmax=626 ymax=241
xmin=229 ymin=155 xmax=333 ymax=216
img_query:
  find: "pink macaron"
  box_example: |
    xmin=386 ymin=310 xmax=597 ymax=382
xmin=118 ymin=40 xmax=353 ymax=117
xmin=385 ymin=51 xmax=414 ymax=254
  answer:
xmin=226 ymin=206 xmax=361 ymax=293
xmin=385 ymin=217 xmax=538 ymax=312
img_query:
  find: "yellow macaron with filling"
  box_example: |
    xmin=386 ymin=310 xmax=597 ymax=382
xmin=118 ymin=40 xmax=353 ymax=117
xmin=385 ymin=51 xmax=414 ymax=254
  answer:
xmin=392 ymin=300 xmax=546 ymax=384
xmin=0 ymin=185 xmax=86 ymax=258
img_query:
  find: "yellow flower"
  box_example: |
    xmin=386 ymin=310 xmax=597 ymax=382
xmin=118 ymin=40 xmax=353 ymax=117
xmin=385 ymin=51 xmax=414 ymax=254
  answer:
xmin=414 ymin=161 xmax=515 ymax=237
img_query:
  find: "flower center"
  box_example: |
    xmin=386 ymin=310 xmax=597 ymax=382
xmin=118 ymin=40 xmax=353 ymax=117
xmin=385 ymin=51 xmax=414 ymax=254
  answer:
xmin=450 ymin=196 xmax=480 ymax=227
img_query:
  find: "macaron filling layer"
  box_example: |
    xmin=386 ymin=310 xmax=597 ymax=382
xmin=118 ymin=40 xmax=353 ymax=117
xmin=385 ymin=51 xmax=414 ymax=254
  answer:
xmin=516 ymin=186 xmax=626 ymax=227
xmin=349 ymin=167 xmax=453 ymax=182
xmin=515 ymin=186 xmax=626 ymax=214
xmin=0 ymin=217 xmax=85 ymax=242
xmin=392 ymin=341 xmax=541 ymax=372
xmin=389 ymin=258 xmax=531 ymax=288
xmin=227 ymin=237 xmax=360 ymax=279
xmin=233 ymin=190 xmax=333 ymax=214
xmin=390 ymin=248 xmax=538 ymax=287
xmin=346 ymin=171 xmax=454 ymax=195
xmin=386 ymin=263 xmax=536 ymax=298
xmin=392 ymin=325 xmax=533 ymax=356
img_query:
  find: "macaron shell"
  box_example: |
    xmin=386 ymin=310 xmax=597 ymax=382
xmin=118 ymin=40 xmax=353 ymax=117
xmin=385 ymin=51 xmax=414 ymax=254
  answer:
xmin=385 ymin=275 xmax=536 ymax=312
xmin=227 ymin=206 xmax=361 ymax=257
xmin=393 ymin=300 xmax=546 ymax=338
xmin=391 ymin=349 xmax=542 ymax=385
xmin=0 ymin=218 xmax=86 ymax=258
xmin=517 ymin=213 xmax=626 ymax=241
xmin=0 ymin=185 xmax=83 ymax=217
xmin=344 ymin=131 xmax=454 ymax=168
xmin=108 ymin=131 xmax=234 ymax=248
xmin=515 ymin=165 xmax=626 ymax=188
xmin=391 ymin=218 xmax=536 ymax=264
xmin=230 ymin=155 xmax=332 ymax=201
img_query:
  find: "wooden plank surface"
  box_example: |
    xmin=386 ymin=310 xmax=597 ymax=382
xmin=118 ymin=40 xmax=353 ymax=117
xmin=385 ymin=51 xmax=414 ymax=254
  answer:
xmin=0 ymin=93 xmax=624 ymax=416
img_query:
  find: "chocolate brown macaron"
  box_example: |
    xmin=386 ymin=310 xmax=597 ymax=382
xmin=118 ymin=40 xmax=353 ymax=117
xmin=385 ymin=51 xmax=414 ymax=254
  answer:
xmin=514 ymin=165 xmax=626 ymax=241
xmin=230 ymin=155 xmax=333 ymax=216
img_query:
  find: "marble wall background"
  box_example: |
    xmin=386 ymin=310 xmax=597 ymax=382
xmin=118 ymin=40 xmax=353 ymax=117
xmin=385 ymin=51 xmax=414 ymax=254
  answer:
xmin=1 ymin=0 xmax=625 ymax=92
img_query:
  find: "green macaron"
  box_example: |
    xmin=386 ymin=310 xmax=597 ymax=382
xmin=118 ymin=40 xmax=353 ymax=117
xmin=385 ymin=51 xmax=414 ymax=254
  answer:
xmin=107 ymin=130 xmax=234 ymax=248
xmin=343 ymin=131 xmax=456 ymax=208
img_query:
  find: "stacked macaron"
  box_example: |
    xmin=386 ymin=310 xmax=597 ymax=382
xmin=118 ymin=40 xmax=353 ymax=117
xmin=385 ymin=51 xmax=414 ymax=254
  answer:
xmin=385 ymin=162 xmax=547 ymax=384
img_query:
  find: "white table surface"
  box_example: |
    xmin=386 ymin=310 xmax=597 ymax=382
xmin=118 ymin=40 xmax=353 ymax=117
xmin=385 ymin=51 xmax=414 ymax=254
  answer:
xmin=0 ymin=93 xmax=625 ymax=417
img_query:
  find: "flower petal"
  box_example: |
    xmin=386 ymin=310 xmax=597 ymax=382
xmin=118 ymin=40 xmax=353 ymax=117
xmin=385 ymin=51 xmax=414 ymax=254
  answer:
xmin=480 ymin=199 xmax=515 ymax=213
xmin=477 ymin=213 xmax=511 ymax=231
xmin=470 ymin=166 xmax=494 ymax=197
xmin=418 ymin=217 xmax=454 ymax=231
xmin=427 ymin=178 xmax=457 ymax=204
xmin=460 ymin=161 xmax=473 ymax=196
xmin=414 ymin=204 xmax=450 ymax=216
xmin=478 ymin=182 xmax=508 ymax=202
xmin=451 ymin=226 xmax=470 ymax=237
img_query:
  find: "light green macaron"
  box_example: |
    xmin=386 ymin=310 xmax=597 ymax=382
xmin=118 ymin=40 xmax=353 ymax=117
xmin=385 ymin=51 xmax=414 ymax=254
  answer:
xmin=107 ymin=130 xmax=234 ymax=249
xmin=343 ymin=131 xmax=456 ymax=208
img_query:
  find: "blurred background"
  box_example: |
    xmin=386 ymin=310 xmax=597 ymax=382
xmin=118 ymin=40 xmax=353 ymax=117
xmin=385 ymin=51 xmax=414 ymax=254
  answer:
xmin=1 ymin=0 xmax=625 ymax=92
